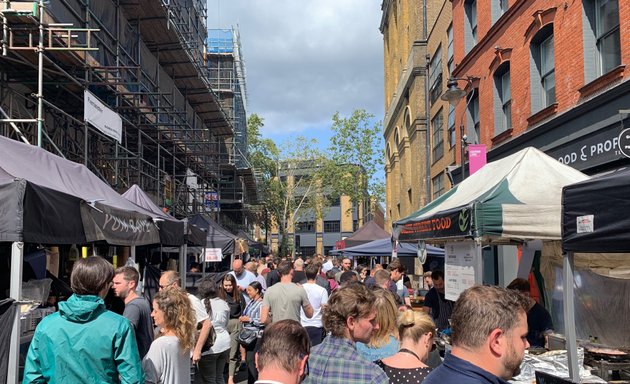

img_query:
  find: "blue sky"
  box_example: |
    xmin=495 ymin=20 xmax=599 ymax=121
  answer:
xmin=207 ymin=0 xmax=385 ymax=157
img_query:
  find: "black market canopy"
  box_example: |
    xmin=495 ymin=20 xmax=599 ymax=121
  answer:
xmin=122 ymin=184 xmax=206 ymax=246
xmin=560 ymin=166 xmax=630 ymax=381
xmin=0 ymin=135 xmax=161 ymax=246
xmin=562 ymin=167 xmax=630 ymax=253
xmin=393 ymin=147 xmax=589 ymax=244
xmin=189 ymin=214 xmax=238 ymax=256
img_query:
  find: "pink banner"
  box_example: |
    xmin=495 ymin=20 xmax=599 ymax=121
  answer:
xmin=468 ymin=144 xmax=487 ymax=175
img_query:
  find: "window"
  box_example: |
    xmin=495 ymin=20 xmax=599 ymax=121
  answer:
xmin=493 ymin=63 xmax=511 ymax=136
xmin=467 ymin=90 xmax=480 ymax=143
xmin=447 ymin=24 xmax=454 ymax=75
xmin=297 ymin=247 xmax=316 ymax=257
xmin=432 ymin=173 xmax=445 ymax=199
xmin=295 ymin=221 xmax=315 ymax=233
xmin=394 ymin=127 xmax=400 ymax=145
xmin=583 ymin=0 xmax=620 ymax=81
xmin=530 ymin=25 xmax=556 ymax=113
xmin=465 ymin=0 xmax=478 ymax=53
xmin=492 ymin=0 xmax=509 ymax=24
xmin=329 ymin=196 xmax=340 ymax=206
xmin=448 ymin=104 xmax=456 ymax=147
xmin=323 ymin=221 xmax=340 ymax=233
xmin=432 ymin=110 xmax=444 ymax=161
xmin=429 ymin=46 xmax=443 ymax=105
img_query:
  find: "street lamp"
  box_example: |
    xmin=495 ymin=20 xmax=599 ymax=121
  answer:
xmin=441 ymin=76 xmax=478 ymax=181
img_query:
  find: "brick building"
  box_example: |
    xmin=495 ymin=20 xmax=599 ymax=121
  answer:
xmin=447 ymin=0 xmax=630 ymax=179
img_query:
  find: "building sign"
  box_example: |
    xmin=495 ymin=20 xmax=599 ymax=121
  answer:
xmin=204 ymin=192 xmax=220 ymax=212
xmin=548 ymin=124 xmax=625 ymax=170
xmin=397 ymin=206 xmax=473 ymax=241
xmin=84 ymin=90 xmax=122 ymax=143
xmin=204 ymin=248 xmax=223 ymax=262
xmin=444 ymin=241 xmax=477 ymax=301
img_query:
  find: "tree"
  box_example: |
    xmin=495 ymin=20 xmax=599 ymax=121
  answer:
xmin=328 ymin=109 xmax=385 ymax=223
xmin=247 ymin=115 xmax=335 ymax=256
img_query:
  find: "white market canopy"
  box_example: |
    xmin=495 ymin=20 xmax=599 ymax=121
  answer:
xmin=393 ymin=147 xmax=589 ymax=244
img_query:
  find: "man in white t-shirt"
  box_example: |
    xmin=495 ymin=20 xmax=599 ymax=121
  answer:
xmin=230 ymin=259 xmax=256 ymax=294
xmin=300 ymin=263 xmax=328 ymax=346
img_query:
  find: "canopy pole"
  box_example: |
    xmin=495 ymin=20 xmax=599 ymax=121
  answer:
xmin=474 ymin=238 xmax=483 ymax=284
xmin=563 ymin=251 xmax=579 ymax=381
xmin=8 ymin=242 xmax=24 ymax=384
xmin=180 ymin=244 xmax=187 ymax=289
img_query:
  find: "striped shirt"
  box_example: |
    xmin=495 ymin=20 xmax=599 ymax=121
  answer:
xmin=243 ymin=298 xmax=263 ymax=327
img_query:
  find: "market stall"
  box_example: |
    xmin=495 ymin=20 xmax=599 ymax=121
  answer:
xmin=0 ymin=135 xmax=166 ymax=382
xmin=331 ymin=237 xmax=444 ymax=258
xmin=392 ymin=147 xmax=588 ymax=283
xmin=561 ymin=167 xmax=630 ymax=381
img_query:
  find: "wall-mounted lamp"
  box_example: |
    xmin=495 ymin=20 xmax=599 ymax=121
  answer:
xmin=440 ymin=76 xmax=478 ymax=181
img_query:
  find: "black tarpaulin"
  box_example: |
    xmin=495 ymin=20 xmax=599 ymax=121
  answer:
xmin=122 ymin=184 xmax=185 ymax=246
xmin=0 ymin=298 xmax=16 ymax=384
xmin=562 ymin=167 xmax=630 ymax=253
xmin=189 ymin=214 xmax=236 ymax=256
xmin=0 ymin=135 xmax=160 ymax=245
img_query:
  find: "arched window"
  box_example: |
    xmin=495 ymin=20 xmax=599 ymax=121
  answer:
xmin=493 ymin=62 xmax=511 ymax=136
xmin=394 ymin=127 xmax=400 ymax=145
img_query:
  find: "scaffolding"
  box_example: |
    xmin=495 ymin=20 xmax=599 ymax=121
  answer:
xmin=206 ymin=26 xmax=259 ymax=232
xmin=0 ymin=0 xmax=255 ymax=218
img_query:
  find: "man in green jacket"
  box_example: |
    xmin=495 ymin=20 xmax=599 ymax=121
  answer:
xmin=23 ymin=256 xmax=143 ymax=383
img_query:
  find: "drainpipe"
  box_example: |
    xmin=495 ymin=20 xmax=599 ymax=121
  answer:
xmin=423 ymin=0 xmax=431 ymax=205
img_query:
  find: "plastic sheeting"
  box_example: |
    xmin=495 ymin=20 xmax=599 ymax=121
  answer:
xmin=547 ymin=267 xmax=630 ymax=347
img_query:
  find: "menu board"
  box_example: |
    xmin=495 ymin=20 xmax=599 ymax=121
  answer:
xmin=444 ymin=241 xmax=477 ymax=301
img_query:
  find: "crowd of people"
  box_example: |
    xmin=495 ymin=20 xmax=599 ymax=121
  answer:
xmin=22 ymin=253 xmax=553 ymax=384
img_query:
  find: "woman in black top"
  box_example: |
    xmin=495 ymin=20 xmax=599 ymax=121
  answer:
xmin=219 ymin=273 xmax=246 ymax=384
xmin=376 ymin=310 xmax=435 ymax=383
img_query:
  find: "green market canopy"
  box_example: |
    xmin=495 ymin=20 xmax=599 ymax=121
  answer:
xmin=393 ymin=147 xmax=589 ymax=244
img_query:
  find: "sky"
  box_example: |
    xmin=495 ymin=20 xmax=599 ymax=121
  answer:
xmin=207 ymin=0 xmax=385 ymax=150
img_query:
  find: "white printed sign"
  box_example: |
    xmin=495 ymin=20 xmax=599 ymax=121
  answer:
xmin=84 ymin=90 xmax=122 ymax=143
xmin=576 ymin=215 xmax=594 ymax=233
xmin=444 ymin=241 xmax=477 ymax=301
xmin=204 ymin=248 xmax=224 ymax=262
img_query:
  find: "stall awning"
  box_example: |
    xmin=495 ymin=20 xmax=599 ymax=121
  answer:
xmin=394 ymin=147 xmax=589 ymax=243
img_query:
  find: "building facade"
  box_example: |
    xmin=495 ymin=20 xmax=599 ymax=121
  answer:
xmin=448 ymin=0 xmax=630 ymax=179
xmin=380 ymin=0 xmax=445 ymax=231
xmin=427 ymin=1 xmax=457 ymax=199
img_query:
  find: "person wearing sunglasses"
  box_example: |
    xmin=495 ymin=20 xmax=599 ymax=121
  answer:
xmin=254 ymin=319 xmax=310 ymax=384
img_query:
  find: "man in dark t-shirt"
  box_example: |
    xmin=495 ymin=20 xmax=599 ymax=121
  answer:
xmin=507 ymin=278 xmax=553 ymax=348
xmin=422 ymin=270 xmax=455 ymax=331
xmin=112 ymin=266 xmax=153 ymax=358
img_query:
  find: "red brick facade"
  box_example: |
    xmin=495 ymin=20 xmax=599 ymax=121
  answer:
xmin=449 ymin=0 xmax=630 ymax=172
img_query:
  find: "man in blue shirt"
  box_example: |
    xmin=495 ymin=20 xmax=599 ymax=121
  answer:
xmin=424 ymin=285 xmax=530 ymax=384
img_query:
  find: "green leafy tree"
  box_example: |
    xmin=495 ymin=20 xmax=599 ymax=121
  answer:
xmin=247 ymin=115 xmax=335 ymax=256
xmin=328 ymin=109 xmax=385 ymax=223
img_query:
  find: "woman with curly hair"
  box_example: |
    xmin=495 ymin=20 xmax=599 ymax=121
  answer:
xmin=356 ymin=287 xmax=400 ymax=361
xmin=219 ymin=273 xmax=247 ymax=384
xmin=143 ymin=288 xmax=196 ymax=384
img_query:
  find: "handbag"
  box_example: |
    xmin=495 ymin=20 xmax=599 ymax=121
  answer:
xmin=237 ymin=325 xmax=260 ymax=347
xmin=200 ymin=298 xmax=217 ymax=353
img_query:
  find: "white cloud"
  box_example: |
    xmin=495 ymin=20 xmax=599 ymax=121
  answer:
xmin=208 ymin=0 xmax=384 ymax=139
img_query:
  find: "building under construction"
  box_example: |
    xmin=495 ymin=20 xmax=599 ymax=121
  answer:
xmin=0 ymin=0 xmax=257 ymax=228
